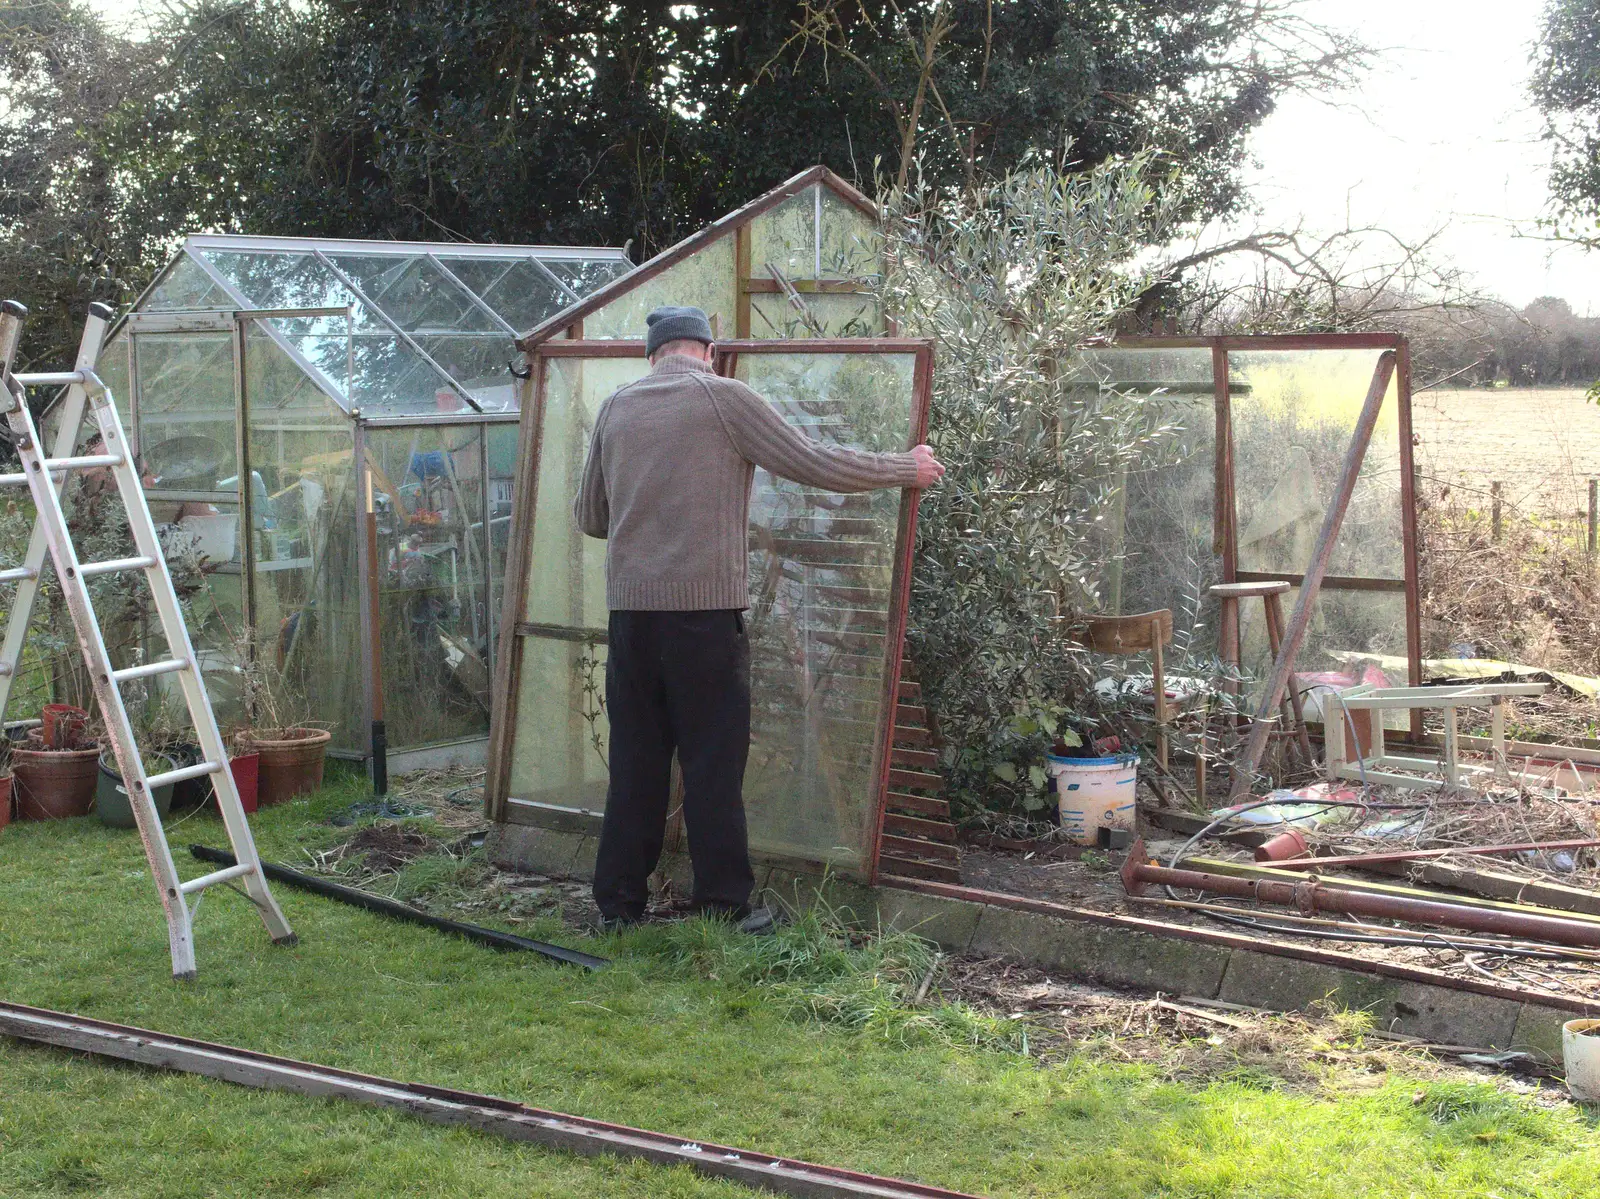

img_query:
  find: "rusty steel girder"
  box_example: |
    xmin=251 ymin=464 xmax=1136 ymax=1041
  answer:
xmin=1119 ymin=838 xmax=1600 ymax=949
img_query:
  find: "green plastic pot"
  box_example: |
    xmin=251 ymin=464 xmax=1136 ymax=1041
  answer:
xmin=95 ymin=751 xmax=177 ymax=829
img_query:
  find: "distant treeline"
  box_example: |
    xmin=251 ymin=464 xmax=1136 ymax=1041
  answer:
xmin=1412 ymin=297 xmax=1600 ymax=388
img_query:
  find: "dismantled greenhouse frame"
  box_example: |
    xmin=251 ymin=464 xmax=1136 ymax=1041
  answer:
xmin=44 ymin=233 xmax=634 ymax=770
xmin=1080 ymin=332 xmax=1424 ymax=737
xmin=487 ymin=166 xmax=934 ymax=880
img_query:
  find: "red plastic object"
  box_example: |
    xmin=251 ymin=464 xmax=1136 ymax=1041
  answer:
xmin=227 ymin=753 xmax=260 ymax=815
xmin=41 ymin=704 xmax=88 ymax=751
xmin=1254 ymin=829 xmax=1310 ymax=862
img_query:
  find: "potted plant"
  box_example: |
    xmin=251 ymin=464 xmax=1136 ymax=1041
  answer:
xmin=94 ymin=745 xmax=181 ymax=829
xmin=231 ymin=634 xmax=329 ymax=807
xmin=13 ymin=705 xmax=101 ymax=820
xmin=0 ymin=744 xmax=12 ymax=832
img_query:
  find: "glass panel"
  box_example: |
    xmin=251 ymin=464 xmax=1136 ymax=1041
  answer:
xmin=368 ymin=425 xmax=493 ymax=749
xmin=202 ymin=250 xmax=362 ymax=319
xmin=736 ymin=352 xmax=913 ymax=871
xmin=506 ymin=348 xmax=920 ymax=878
xmin=485 ymin=423 xmax=519 ymax=665
xmin=750 ymin=185 xmax=818 ymax=281
xmin=244 ymin=327 xmax=361 ymax=745
xmin=817 ymin=189 xmax=882 ymax=280
xmin=541 ymin=257 xmax=633 ymax=296
xmin=1070 ymin=348 xmax=1220 ymax=660
xmin=135 ymin=332 xmax=238 ymax=489
xmin=584 ymin=237 xmax=737 ymax=340
xmin=1230 ymin=349 xmax=1405 ymax=581
xmin=326 ymin=254 xmax=500 ymax=333
xmin=750 ymin=292 xmax=882 ymax=338
xmin=143 ymin=253 xmax=232 ymax=310
xmin=413 ymin=335 xmax=517 ymax=411
xmin=441 ymin=257 xmax=567 ymax=331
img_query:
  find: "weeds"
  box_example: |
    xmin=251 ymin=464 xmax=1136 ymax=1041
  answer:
xmin=634 ymin=897 xmax=1025 ymax=1053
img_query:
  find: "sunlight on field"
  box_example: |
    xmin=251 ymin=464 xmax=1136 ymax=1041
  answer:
xmin=1413 ymin=387 xmax=1600 ymax=516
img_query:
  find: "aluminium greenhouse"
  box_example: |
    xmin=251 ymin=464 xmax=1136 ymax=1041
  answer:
xmin=67 ymin=233 xmax=633 ymax=769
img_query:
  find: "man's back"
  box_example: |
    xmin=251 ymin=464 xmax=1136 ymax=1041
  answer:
xmin=574 ymin=353 xmax=920 ymax=612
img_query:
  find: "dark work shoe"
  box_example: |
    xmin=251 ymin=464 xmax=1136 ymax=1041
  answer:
xmin=598 ymin=913 xmax=642 ymax=935
xmin=737 ymin=906 xmax=777 ymax=937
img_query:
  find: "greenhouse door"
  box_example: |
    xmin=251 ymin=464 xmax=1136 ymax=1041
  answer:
xmin=126 ymin=308 xmax=355 ymax=732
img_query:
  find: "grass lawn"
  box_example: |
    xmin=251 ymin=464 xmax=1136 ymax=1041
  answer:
xmin=2 ymin=768 xmax=1599 ymax=1198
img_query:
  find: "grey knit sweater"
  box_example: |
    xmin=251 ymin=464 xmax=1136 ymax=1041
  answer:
xmin=574 ymin=354 xmax=921 ymax=611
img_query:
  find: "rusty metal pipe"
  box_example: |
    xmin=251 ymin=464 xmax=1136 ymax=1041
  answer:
xmin=1270 ymin=838 xmax=1600 ymax=871
xmin=1120 ymin=838 xmax=1600 ymax=949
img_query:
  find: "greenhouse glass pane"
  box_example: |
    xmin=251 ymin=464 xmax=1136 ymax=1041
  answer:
xmin=1069 ymin=347 xmax=1220 ymax=660
xmin=144 ymin=253 xmax=233 ymax=310
xmin=243 ymin=327 xmax=361 ymax=745
xmin=485 ymin=423 xmax=518 ymax=666
xmin=367 ymin=425 xmax=492 ymax=748
xmin=817 ymin=189 xmax=881 ymax=280
xmin=1230 ymin=349 xmax=1404 ymax=581
xmin=134 ymin=332 xmax=238 ymax=487
xmin=326 ymin=254 xmax=499 ymax=333
xmin=541 ymin=257 xmax=633 ymax=296
xmin=733 ymin=352 xmax=914 ymax=872
xmin=749 ymin=292 xmax=882 ymax=338
xmin=750 ymin=185 xmax=818 ymax=280
xmin=507 ymin=356 xmax=650 ymax=806
xmin=201 ymin=251 xmax=370 ymax=323
xmin=439 ymin=257 xmax=567 ymax=330
xmin=505 ymin=347 xmax=921 ymax=877
xmin=585 ymin=237 xmax=736 ymax=339
xmin=413 ymin=335 xmax=517 ymax=411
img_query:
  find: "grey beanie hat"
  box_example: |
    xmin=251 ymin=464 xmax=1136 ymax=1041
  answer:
xmin=645 ymin=305 xmax=715 ymax=357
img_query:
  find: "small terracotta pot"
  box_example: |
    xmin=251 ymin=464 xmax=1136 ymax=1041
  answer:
xmin=14 ymin=745 xmax=101 ymax=820
xmin=0 ymin=774 xmax=12 ymax=831
xmin=253 ymin=728 xmax=331 ymax=807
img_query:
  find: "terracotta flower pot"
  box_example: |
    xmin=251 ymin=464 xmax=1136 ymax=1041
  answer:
xmin=253 ymin=728 xmax=331 ymax=807
xmin=14 ymin=745 xmax=101 ymax=820
xmin=0 ymin=774 xmax=12 ymax=831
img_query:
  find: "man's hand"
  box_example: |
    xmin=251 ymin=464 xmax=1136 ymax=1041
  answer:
xmin=910 ymin=444 xmax=945 ymax=488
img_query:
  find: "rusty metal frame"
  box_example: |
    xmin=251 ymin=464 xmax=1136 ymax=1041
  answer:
xmin=485 ymin=337 xmax=934 ymax=885
xmin=1116 ymin=333 xmax=1421 ymax=725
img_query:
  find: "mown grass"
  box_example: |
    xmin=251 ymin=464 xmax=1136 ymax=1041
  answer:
xmin=2 ymin=768 xmax=1599 ymax=1197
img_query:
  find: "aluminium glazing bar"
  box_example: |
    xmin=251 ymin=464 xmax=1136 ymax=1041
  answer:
xmin=422 ymin=254 xmax=519 ymax=337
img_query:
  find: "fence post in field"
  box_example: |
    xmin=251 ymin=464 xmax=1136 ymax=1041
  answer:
xmin=1588 ymin=479 xmax=1596 ymax=560
xmin=1491 ymin=481 xmax=1503 ymax=543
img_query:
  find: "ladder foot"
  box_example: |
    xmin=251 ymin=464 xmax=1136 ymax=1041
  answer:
xmin=272 ymin=933 xmax=300 ymax=948
xmin=172 ymin=969 xmax=198 ymax=983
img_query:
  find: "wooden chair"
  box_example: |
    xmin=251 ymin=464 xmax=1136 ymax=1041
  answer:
xmin=1075 ymin=609 xmax=1175 ymax=772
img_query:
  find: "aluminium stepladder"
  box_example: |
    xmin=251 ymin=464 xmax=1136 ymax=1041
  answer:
xmin=0 ymin=300 xmax=295 ymax=979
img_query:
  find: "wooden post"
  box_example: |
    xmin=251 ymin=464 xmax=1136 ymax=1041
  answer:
xmin=1150 ymin=616 xmax=1167 ymax=771
xmin=1491 ymin=481 xmax=1502 ymax=543
xmin=1228 ymin=351 xmax=1397 ymax=800
xmin=1588 ymin=479 xmax=1596 ymax=559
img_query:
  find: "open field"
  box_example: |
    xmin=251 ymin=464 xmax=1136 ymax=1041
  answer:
xmin=4 ymin=771 xmax=1600 ymax=1197
xmin=1412 ymin=387 xmax=1600 ymax=517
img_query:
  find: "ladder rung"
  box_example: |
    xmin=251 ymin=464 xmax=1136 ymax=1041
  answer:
xmin=0 ymin=473 xmax=26 ymax=487
xmin=79 ymin=555 xmax=156 ymax=578
xmin=112 ymin=658 xmax=188 ymax=683
xmin=0 ymin=566 xmax=37 ymax=583
xmin=179 ymin=862 xmax=256 ymax=896
xmin=144 ymin=760 xmax=222 ymax=791
xmin=11 ymin=370 xmax=88 ymax=388
xmin=41 ymin=453 xmax=124 ymax=471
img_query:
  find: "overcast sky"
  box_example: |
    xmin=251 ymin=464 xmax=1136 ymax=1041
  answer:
xmin=88 ymin=0 xmax=1594 ymax=311
xmin=1229 ymin=0 xmax=1597 ymax=313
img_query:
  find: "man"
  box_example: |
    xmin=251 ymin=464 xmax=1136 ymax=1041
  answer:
xmin=574 ymin=305 xmax=945 ymax=933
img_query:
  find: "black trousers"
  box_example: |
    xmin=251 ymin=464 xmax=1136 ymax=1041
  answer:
xmin=592 ymin=609 xmax=755 ymax=920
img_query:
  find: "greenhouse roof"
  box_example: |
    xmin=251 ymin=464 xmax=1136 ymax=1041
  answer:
xmin=138 ymin=234 xmax=633 ymax=416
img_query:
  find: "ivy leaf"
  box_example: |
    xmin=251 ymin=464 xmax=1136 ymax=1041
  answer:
xmin=1060 ymin=728 xmax=1084 ymax=748
xmin=992 ymin=762 xmax=1018 ymax=783
xmin=1028 ymin=764 xmax=1048 ymax=791
xmin=1022 ymin=791 xmax=1047 ymax=812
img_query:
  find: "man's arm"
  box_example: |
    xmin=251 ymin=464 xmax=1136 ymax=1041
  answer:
xmin=573 ymin=407 xmax=610 ymax=539
xmin=705 ymin=377 xmax=922 ymax=492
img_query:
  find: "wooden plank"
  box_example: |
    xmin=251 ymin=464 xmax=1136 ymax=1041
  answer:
xmin=893 ymin=724 xmax=932 ymax=747
xmin=879 ymin=857 xmax=962 ymax=884
xmin=884 ymin=791 xmax=950 ymax=818
xmin=890 ymin=746 xmax=938 ymax=770
xmin=883 ymin=813 xmax=957 ymax=844
xmin=898 ymin=680 xmax=922 ymax=700
xmin=897 ymin=704 xmax=927 ymax=725
xmin=879 ymin=835 xmax=960 ymax=863
xmin=888 ymin=768 xmax=944 ymax=792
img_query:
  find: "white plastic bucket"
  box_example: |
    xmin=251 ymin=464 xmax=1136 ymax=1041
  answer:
xmin=175 ymin=513 xmax=238 ymax=563
xmin=1563 ymin=1019 xmax=1600 ymax=1101
xmin=1047 ymin=752 xmax=1139 ymax=845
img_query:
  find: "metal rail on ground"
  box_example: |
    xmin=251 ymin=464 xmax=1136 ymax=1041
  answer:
xmin=0 ymin=1000 xmax=983 ymax=1199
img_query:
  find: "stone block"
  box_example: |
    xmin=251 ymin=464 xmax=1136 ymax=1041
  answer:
xmin=1370 ymin=982 xmax=1521 ymax=1048
xmin=969 ymin=903 xmax=1099 ymax=973
xmin=1219 ymin=950 xmax=1397 ymax=1014
xmin=1510 ymin=1003 xmax=1578 ymax=1065
xmin=872 ymin=888 xmax=982 ymax=952
xmin=1080 ymin=925 xmax=1231 ymax=998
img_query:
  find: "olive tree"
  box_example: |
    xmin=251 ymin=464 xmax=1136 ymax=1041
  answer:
xmin=878 ymin=149 xmax=1186 ymax=818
